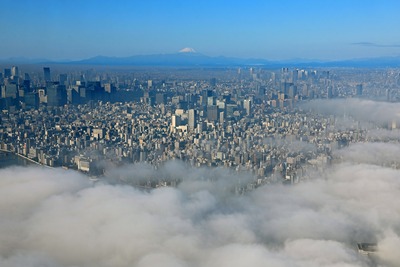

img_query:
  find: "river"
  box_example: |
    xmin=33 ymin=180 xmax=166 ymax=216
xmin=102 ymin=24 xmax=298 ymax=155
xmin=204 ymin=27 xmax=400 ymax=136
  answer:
xmin=0 ymin=151 xmax=37 ymax=168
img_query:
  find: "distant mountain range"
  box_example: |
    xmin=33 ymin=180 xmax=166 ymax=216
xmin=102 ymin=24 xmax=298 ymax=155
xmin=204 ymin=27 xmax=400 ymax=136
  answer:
xmin=67 ymin=51 xmax=273 ymax=67
xmin=66 ymin=51 xmax=400 ymax=68
xmin=1 ymin=50 xmax=400 ymax=68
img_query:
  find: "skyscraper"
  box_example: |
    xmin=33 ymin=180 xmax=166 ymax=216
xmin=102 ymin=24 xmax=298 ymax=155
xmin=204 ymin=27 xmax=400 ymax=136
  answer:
xmin=188 ymin=109 xmax=196 ymax=130
xmin=4 ymin=69 xmax=11 ymax=79
xmin=24 ymin=92 xmax=39 ymax=109
xmin=43 ymin=67 xmax=51 ymax=82
xmin=11 ymin=66 xmax=19 ymax=78
xmin=207 ymin=105 xmax=218 ymax=122
xmin=327 ymin=86 xmax=333 ymax=99
xmin=59 ymin=74 xmax=67 ymax=85
xmin=356 ymin=84 xmax=363 ymax=96
xmin=47 ymin=83 xmax=67 ymax=107
xmin=202 ymin=89 xmax=213 ymax=106
xmin=155 ymin=93 xmax=166 ymax=105
xmin=1 ymin=84 xmax=18 ymax=99
xmin=244 ymin=99 xmax=252 ymax=116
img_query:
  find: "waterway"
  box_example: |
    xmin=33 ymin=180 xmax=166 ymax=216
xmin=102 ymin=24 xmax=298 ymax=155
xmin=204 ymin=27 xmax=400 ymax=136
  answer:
xmin=0 ymin=151 xmax=37 ymax=168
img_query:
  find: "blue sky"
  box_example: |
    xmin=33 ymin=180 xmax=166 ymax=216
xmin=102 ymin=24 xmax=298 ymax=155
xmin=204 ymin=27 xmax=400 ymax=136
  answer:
xmin=1 ymin=0 xmax=400 ymax=60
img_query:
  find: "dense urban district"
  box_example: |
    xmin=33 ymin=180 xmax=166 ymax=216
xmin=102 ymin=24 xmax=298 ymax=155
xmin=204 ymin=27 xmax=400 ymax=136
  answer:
xmin=1 ymin=65 xmax=400 ymax=189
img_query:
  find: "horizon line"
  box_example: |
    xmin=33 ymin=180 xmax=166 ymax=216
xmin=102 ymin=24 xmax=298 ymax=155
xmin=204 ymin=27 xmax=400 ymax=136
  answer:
xmin=0 ymin=51 xmax=399 ymax=65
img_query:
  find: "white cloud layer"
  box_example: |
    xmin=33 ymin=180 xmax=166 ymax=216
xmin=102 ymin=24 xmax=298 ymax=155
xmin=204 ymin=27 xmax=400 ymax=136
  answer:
xmin=300 ymin=99 xmax=400 ymax=127
xmin=1 ymin=141 xmax=400 ymax=267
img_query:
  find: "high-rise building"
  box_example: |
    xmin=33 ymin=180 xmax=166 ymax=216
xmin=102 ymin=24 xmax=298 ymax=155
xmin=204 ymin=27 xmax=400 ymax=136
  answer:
xmin=155 ymin=93 xmax=166 ymax=105
xmin=219 ymin=111 xmax=225 ymax=124
xmin=327 ymin=86 xmax=333 ymax=99
xmin=281 ymin=81 xmax=293 ymax=95
xmin=1 ymin=83 xmax=18 ymax=99
xmin=356 ymin=84 xmax=363 ymax=96
xmin=4 ymin=69 xmax=11 ymax=79
xmin=104 ymin=83 xmax=114 ymax=93
xmin=207 ymin=96 xmax=216 ymax=106
xmin=59 ymin=74 xmax=68 ymax=85
xmin=207 ymin=105 xmax=218 ymax=121
xmin=202 ymin=89 xmax=213 ymax=105
xmin=171 ymin=115 xmax=182 ymax=133
xmin=11 ymin=66 xmax=19 ymax=78
xmin=244 ymin=99 xmax=252 ymax=116
xmin=47 ymin=83 xmax=67 ymax=106
xmin=256 ymin=85 xmax=266 ymax=97
xmin=24 ymin=92 xmax=39 ymax=109
xmin=188 ymin=109 xmax=196 ymax=130
xmin=22 ymin=80 xmax=31 ymax=93
xmin=288 ymin=85 xmax=297 ymax=99
xmin=43 ymin=67 xmax=51 ymax=82
xmin=37 ymin=89 xmax=46 ymax=104
xmin=292 ymin=69 xmax=298 ymax=83
xmin=67 ymin=87 xmax=80 ymax=104
xmin=226 ymin=104 xmax=237 ymax=118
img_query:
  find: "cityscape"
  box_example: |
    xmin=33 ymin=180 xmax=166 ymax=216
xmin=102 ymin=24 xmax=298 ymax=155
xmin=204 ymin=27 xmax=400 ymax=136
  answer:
xmin=1 ymin=1 xmax=400 ymax=267
xmin=1 ymin=64 xmax=400 ymax=186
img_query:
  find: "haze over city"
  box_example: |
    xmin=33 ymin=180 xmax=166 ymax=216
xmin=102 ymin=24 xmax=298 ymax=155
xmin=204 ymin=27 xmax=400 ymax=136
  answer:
xmin=1 ymin=0 xmax=400 ymax=61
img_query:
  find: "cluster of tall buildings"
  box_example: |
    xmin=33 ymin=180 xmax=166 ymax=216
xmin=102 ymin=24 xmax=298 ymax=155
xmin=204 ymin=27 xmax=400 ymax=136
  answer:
xmin=0 ymin=65 xmax=399 ymax=185
xmin=3 ymin=65 xmax=393 ymax=113
xmin=0 ymin=66 xmax=121 ymax=111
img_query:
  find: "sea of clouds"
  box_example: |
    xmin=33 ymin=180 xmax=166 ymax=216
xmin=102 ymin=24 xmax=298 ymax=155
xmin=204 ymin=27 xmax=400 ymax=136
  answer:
xmin=1 ymin=143 xmax=400 ymax=267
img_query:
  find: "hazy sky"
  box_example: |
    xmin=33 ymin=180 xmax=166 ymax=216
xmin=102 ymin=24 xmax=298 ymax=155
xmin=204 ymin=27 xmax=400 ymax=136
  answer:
xmin=1 ymin=0 xmax=400 ymax=60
